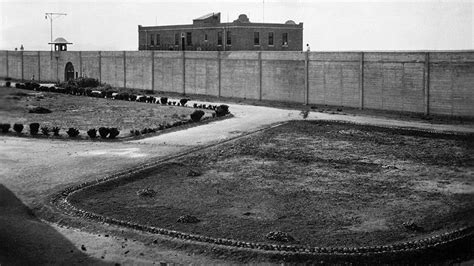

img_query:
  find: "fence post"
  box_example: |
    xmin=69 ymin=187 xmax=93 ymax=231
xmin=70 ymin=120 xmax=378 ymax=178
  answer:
xmin=218 ymin=51 xmax=221 ymax=98
xmin=359 ymin=52 xmax=364 ymax=110
xmin=424 ymin=52 xmax=430 ymax=115
xmin=258 ymin=51 xmax=263 ymax=101
xmin=123 ymin=51 xmax=127 ymax=89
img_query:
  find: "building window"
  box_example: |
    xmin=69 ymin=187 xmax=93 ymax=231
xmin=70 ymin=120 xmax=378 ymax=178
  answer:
xmin=282 ymin=33 xmax=288 ymax=46
xmin=175 ymin=33 xmax=179 ymax=46
xmin=204 ymin=34 xmax=208 ymax=42
xmin=150 ymin=34 xmax=154 ymax=46
xmin=186 ymin=32 xmax=192 ymax=46
xmin=217 ymin=32 xmax=223 ymax=45
xmin=268 ymin=32 xmax=274 ymax=46
xmin=226 ymin=31 xmax=231 ymax=45
xmin=254 ymin=32 xmax=260 ymax=45
xmin=156 ymin=34 xmax=160 ymax=46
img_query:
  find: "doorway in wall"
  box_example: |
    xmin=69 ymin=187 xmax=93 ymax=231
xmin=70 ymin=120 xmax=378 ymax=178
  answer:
xmin=65 ymin=62 xmax=75 ymax=81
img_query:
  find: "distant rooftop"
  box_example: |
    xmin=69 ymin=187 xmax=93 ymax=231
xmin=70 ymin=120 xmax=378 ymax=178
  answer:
xmin=194 ymin=12 xmax=219 ymax=21
xmin=48 ymin=37 xmax=72 ymax=44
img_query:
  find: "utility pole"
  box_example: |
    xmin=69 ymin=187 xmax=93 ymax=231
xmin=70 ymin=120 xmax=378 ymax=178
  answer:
xmin=45 ymin=13 xmax=67 ymax=52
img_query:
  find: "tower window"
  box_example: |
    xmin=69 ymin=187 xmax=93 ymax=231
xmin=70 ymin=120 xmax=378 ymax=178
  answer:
xmin=226 ymin=31 xmax=231 ymax=45
xmin=282 ymin=33 xmax=288 ymax=46
xmin=150 ymin=34 xmax=154 ymax=45
xmin=254 ymin=32 xmax=260 ymax=45
xmin=175 ymin=33 xmax=179 ymax=45
xmin=217 ymin=32 xmax=223 ymax=45
xmin=268 ymin=32 xmax=274 ymax=46
xmin=186 ymin=32 xmax=192 ymax=46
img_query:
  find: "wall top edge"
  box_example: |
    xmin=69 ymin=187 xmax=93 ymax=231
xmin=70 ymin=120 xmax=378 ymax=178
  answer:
xmin=1 ymin=50 xmax=473 ymax=53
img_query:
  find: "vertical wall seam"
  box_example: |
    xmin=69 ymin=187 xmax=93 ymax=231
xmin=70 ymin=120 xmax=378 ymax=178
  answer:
xmin=218 ymin=51 xmax=221 ymax=98
xmin=182 ymin=51 xmax=186 ymax=95
xmin=258 ymin=51 xmax=262 ymax=101
xmin=37 ymin=51 xmax=41 ymax=81
xmin=424 ymin=53 xmax=430 ymax=115
xmin=98 ymin=51 xmax=102 ymax=83
xmin=304 ymin=51 xmax=309 ymax=105
xmin=5 ymin=50 xmax=8 ymax=78
xmin=359 ymin=52 xmax=364 ymax=110
xmin=124 ymin=51 xmax=127 ymax=89
xmin=79 ymin=51 xmax=82 ymax=78
xmin=151 ymin=51 xmax=154 ymax=91
xmin=21 ymin=51 xmax=24 ymax=81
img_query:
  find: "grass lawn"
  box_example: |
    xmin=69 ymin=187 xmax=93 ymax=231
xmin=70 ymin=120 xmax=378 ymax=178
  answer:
xmin=70 ymin=120 xmax=474 ymax=247
xmin=0 ymin=87 xmax=214 ymax=138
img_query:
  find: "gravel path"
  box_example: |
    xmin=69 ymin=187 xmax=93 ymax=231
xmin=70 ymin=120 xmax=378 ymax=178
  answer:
xmin=1 ymin=101 xmax=473 ymax=264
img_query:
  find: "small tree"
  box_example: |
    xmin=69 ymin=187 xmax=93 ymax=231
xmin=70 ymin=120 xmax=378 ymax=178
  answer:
xmin=41 ymin=126 xmax=50 ymax=136
xmin=108 ymin=128 xmax=120 ymax=139
xmin=190 ymin=110 xmax=205 ymax=122
xmin=87 ymin=128 xmax=97 ymax=138
xmin=13 ymin=123 xmax=24 ymax=134
xmin=98 ymin=127 xmax=110 ymax=138
xmin=29 ymin=123 xmax=40 ymax=135
xmin=66 ymin=128 xmax=80 ymax=137
xmin=0 ymin=124 xmax=10 ymax=133
xmin=52 ymin=127 xmax=60 ymax=136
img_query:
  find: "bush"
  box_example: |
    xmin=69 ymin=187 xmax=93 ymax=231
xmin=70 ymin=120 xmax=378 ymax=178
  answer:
xmin=0 ymin=123 xmax=11 ymax=133
xmin=5 ymin=82 xmax=11 ymax=87
xmin=265 ymin=231 xmax=294 ymax=242
xmin=29 ymin=123 xmax=40 ymax=135
xmin=130 ymin=129 xmax=140 ymax=136
xmin=66 ymin=128 xmax=80 ymax=137
xmin=108 ymin=128 xmax=120 ymax=139
xmin=13 ymin=123 xmax=23 ymax=134
xmin=52 ymin=127 xmax=60 ymax=136
xmin=190 ymin=110 xmax=205 ymax=122
xmin=129 ymin=94 xmax=137 ymax=101
xmin=160 ymin=97 xmax=168 ymax=105
xmin=28 ymin=106 xmax=52 ymax=114
xmin=115 ymin=92 xmax=129 ymax=101
xmin=87 ymin=128 xmax=97 ymax=138
xmin=177 ymin=215 xmax=200 ymax=224
xmin=136 ymin=188 xmax=157 ymax=198
xmin=98 ymin=127 xmax=110 ymax=138
xmin=180 ymin=98 xmax=189 ymax=106
xmin=41 ymin=126 xmax=50 ymax=136
xmin=24 ymin=82 xmax=40 ymax=91
xmin=193 ymin=103 xmax=198 ymax=108
xmin=216 ymin=104 xmax=230 ymax=117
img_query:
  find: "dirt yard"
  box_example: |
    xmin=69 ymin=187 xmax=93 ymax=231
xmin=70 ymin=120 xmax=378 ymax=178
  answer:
xmin=0 ymin=87 xmax=213 ymax=138
xmin=70 ymin=120 xmax=474 ymax=248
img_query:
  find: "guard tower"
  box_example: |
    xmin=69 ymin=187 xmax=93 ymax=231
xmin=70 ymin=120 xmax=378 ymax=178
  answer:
xmin=48 ymin=37 xmax=72 ymax=51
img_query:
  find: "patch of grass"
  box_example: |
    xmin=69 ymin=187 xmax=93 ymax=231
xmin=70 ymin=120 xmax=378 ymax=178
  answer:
xmin=0 ymin=87 xmax=214 ymax=138
xmin=70 ymin=121 xmax=474 ymax=248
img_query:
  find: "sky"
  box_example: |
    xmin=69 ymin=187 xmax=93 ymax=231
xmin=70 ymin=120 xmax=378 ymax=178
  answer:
xmin=0 ymin=0 xmax=473 ymax=51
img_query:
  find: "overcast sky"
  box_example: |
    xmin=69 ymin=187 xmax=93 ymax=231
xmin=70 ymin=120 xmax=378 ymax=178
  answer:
xmin=0 ymin=0 xmax=472 ymax=51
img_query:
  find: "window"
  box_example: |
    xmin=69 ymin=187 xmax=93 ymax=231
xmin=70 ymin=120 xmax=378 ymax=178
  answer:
xmin=268 ymin=32 xmax=274 ymax=46
xmin=175 ymin=33 xmax=179 ymax=45
xmin=254 ymin=32 xmax=260 ymax=45
xmin=186 ymin=32 xmax=192 ymax=46
xmin=204 ymin=34 xmax=208 ymax=42
xmin=156 ymin=34 xmax=160 ymax=46
xmin=150 ymin=34 xmax=154 ymax=46
xmin=217 ymin=32 xmax=223 ymax=45
xmin=282 ymin=33 xmax=288 ymax=46
xmin=226 ymin=31 xmax=231 ymax=45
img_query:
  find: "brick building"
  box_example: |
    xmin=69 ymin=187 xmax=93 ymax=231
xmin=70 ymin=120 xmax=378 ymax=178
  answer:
xmin=138 ymin=13 xmax=303 ymax=51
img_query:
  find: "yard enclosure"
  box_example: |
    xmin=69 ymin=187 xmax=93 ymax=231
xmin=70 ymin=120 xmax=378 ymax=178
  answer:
xmin=1 ymin=50 xmax=473 ymax=117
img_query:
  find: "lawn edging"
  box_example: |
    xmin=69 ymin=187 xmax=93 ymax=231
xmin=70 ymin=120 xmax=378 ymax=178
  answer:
xmin=48 ymin=120 xmax=474 ymax=262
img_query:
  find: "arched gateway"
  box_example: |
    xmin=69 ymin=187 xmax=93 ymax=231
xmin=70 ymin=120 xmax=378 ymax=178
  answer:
xmin=65 ymin=62 xmax=75 ymax=81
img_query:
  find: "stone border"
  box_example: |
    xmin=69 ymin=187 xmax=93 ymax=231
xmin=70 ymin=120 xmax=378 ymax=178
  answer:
xmin=50 ymin=120 xmax=474 ymax=259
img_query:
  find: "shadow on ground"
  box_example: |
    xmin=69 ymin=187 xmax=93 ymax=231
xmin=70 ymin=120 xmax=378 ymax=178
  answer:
xmin=0 ymin=184 xmax=112 ymax=265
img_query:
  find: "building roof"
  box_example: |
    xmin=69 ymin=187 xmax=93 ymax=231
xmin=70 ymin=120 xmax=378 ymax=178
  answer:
xmin=194 ymin=12 xmax=219 ymax=20
xmin=48 ymin=37 xmax=72 ymax=44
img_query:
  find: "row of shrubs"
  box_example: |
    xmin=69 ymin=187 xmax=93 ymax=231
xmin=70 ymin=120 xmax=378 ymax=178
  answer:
xmin=0 ymin=123 xmax=120 ymax=139
xmin=13 ymin=78 xmax=230 ymax=115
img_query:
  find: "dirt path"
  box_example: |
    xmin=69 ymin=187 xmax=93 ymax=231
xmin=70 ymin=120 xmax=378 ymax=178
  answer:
xmin=1 ymin=101 xmax=473 ymax=265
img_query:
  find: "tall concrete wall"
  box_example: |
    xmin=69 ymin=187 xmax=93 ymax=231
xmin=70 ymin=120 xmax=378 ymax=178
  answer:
xmin=1 ymin=50 xmax=473 ymax=117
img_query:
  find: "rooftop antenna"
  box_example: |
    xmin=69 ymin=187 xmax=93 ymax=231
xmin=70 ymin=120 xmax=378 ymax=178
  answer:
xmin=45 ymin=12 xmax=67 ymax=52
xmin=263 ymin=0 xmax=265 ymax=22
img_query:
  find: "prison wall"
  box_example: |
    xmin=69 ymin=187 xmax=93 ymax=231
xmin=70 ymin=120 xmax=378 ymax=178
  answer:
xmin=1 ymin=50 xmax=473 ymax=117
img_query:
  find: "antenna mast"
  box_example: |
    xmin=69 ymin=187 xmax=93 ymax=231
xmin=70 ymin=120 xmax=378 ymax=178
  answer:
xmin=45 ymin=12 xmax=67 ymax=52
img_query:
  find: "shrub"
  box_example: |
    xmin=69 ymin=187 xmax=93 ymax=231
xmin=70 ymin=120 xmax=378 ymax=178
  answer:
xmin=193 ymin=103 xmax=198 ymax=108
xmin=75 ymin=77 xmax=100 ymax=88
xmin=52 ymin=127 xmax=60 ymax=136
xmin=87 ymin=128 xmax=97 ymax=138
xmin=41 ymin=126 xmax=50 ymax=136
xmin=13 ymin=123 xmax=23 ymax=134
xmin=180 ymin=98 xmax=189 ymax=106
xmin=98 ymin=127 xmax=110 ymax=138
xmin=0 ymin=123 xmax=11 ymax=133
xmin=108 ymin=128 xmax=120 ymax=139
xmin=129 ymin=94 xmax=137 ymax=101
xmin=6 ymin=81 xmax=11 ymax=87
xmin=29 ymin=123 xmax=40 ymax=135
xmin=24 ymin=82 xmax=40 ymax=91
xmin=160 ymin=97 xmax=168 ymax=105
xmin=216 ymin=104 xmax=230 ymax=117
xmin=130 ymin=129 xmax=140 ymax=136
xmin=190 ymin=110 xmax=205 ymax=122
xmin=115 ymin=92 xmax=129 ymax=101
xmin=265 ymin=231 xmax=294 ymax=242
xmin=136 ymin=188 xmax=157 ymax=197
xmin=66 ymin=128 xmax=80 ymax=137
